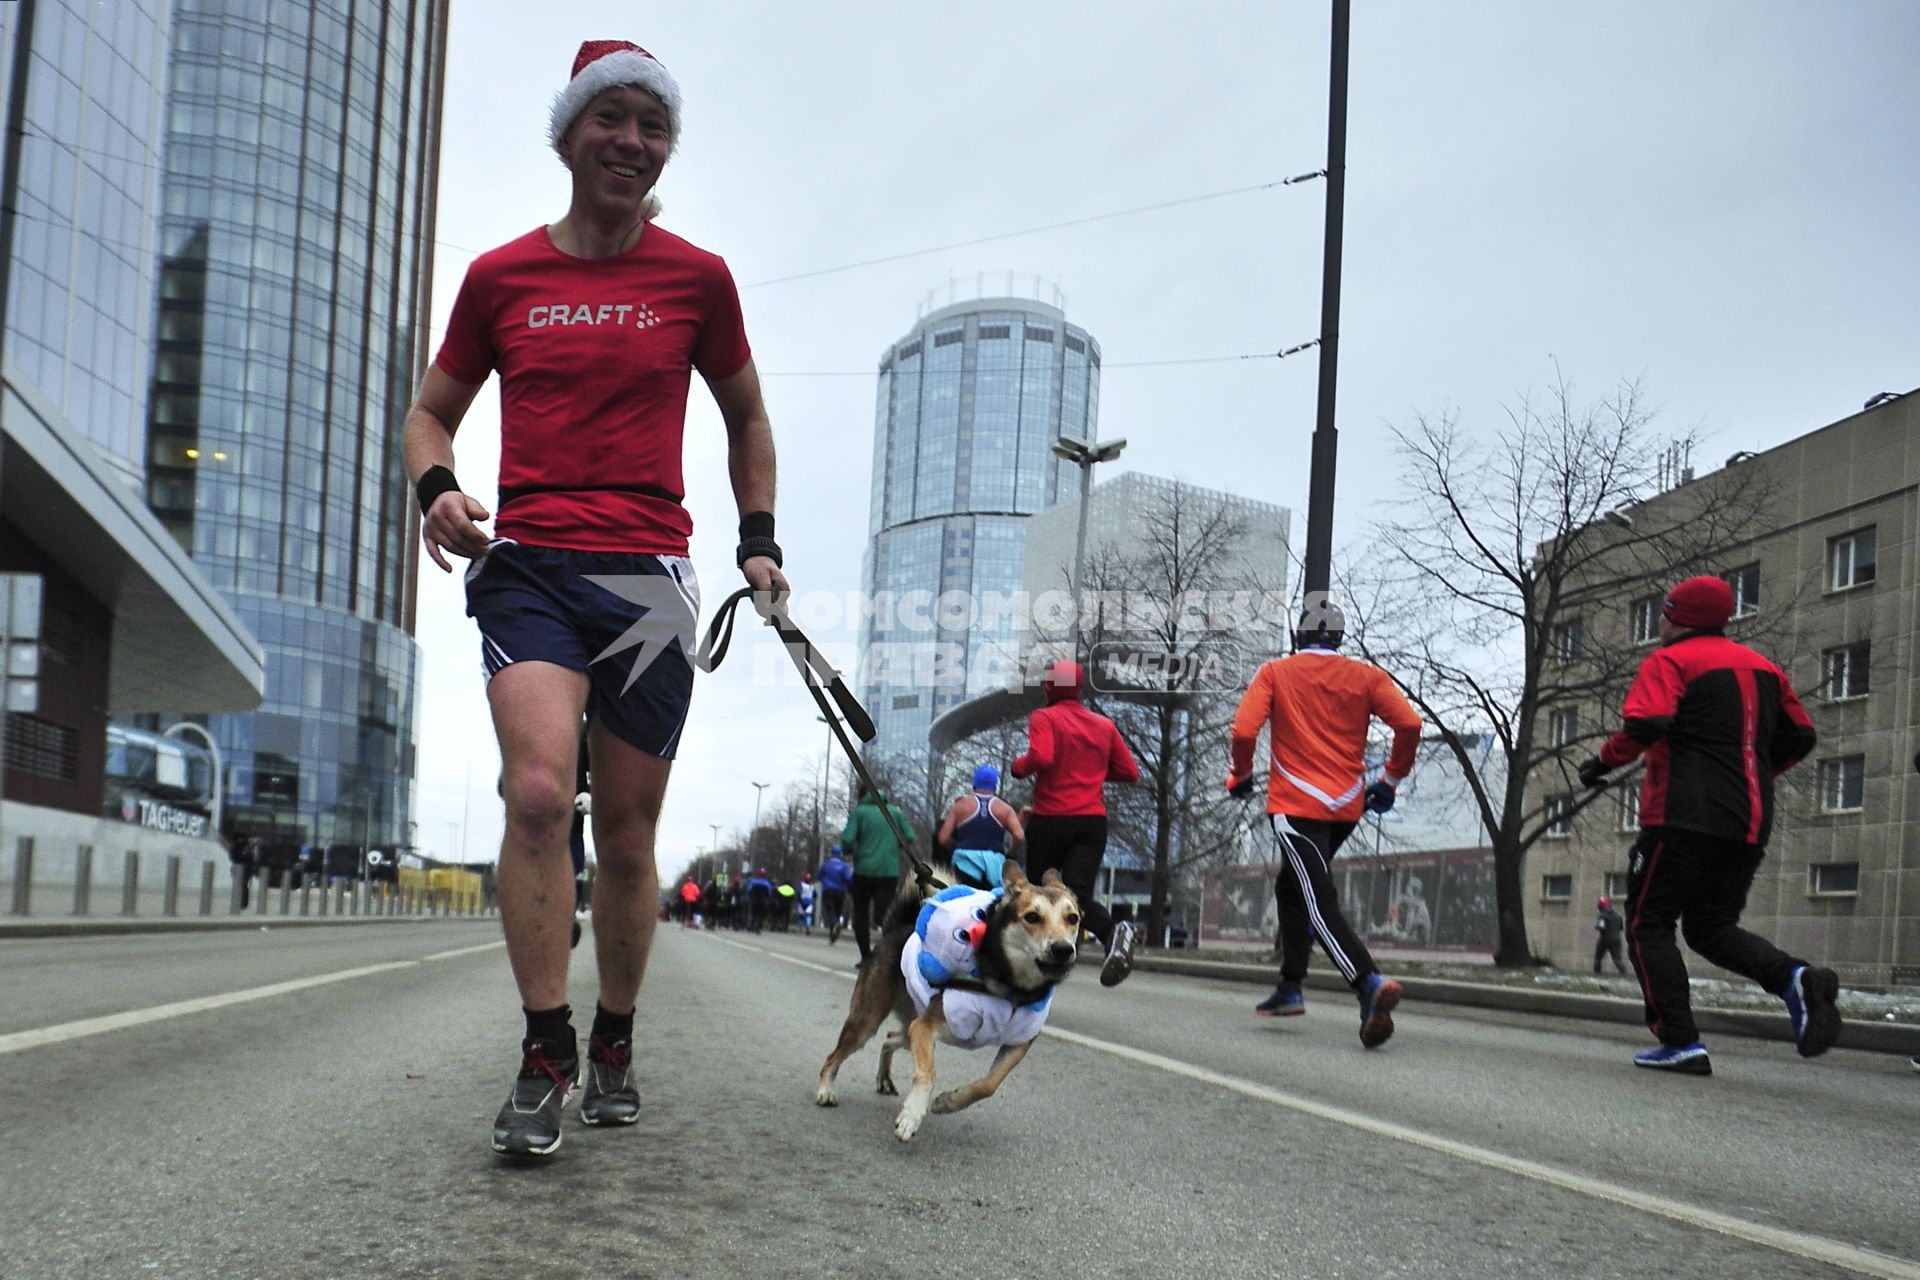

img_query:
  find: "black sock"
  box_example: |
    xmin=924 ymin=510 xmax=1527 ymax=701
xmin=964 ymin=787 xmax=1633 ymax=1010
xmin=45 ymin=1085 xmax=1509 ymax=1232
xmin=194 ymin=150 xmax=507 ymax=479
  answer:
xmin=591 ymin=1002 xmax=634 ymax=1045
xmin=523 ymin=1004 xmax=574 ymax=1053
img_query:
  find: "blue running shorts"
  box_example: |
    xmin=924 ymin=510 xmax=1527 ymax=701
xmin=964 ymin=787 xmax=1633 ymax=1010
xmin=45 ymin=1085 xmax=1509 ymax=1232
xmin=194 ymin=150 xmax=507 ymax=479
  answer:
xmin=464 ymin=540 xmax=701 ymax=759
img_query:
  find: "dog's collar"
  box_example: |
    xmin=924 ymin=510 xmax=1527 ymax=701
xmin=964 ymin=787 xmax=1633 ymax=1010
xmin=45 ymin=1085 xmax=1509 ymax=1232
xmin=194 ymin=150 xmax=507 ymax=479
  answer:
xmin=937 ymin=974 xmax=1054 ymax=1008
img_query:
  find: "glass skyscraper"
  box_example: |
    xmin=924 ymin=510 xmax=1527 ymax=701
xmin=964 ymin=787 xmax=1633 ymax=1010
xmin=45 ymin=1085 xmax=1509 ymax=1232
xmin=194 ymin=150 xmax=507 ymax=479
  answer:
xmin=144 ymin=0 xmax=447 ymax=864
xmin=859 ymin=298 xmax=1101 ymax=763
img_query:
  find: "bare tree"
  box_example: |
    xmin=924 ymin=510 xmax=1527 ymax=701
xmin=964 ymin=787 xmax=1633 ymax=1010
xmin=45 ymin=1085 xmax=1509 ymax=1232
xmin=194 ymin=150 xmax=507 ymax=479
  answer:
xmin=1023 ymin=482 xmax=1288 ymax=940
xmin=1350 ymin=374 xmax=1782 ymax=966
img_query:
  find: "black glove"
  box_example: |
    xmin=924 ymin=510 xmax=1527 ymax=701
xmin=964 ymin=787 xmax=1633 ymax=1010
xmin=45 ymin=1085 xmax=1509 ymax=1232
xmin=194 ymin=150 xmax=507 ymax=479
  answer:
xmin=1576 ymin=757 xmax=1609 ymax=788
xmin=1226 ymin=774 xmax=1255 ymax=799
xmin=1364 ymin=779 xmax=1396 ymax=814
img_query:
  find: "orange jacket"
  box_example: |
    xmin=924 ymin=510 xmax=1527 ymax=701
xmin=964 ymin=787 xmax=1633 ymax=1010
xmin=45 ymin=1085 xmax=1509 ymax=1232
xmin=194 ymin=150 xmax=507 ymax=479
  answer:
xmin=1230 ymin=650 xmax=1421 ymax=821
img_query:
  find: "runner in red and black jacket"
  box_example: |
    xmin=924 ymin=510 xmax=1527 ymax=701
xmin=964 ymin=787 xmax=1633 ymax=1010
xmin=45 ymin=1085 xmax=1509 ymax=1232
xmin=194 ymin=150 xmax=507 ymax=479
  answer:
xmin=1011 ymin=660 xmax=1140 ymax=986
xmin=1577 ymin=575 xmax=1836 ymax=1077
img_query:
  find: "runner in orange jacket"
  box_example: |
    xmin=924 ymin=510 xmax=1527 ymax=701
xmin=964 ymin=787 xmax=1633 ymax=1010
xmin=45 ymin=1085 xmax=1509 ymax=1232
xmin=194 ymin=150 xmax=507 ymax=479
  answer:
xmin=1227 ymin=603 xmax=1420 ymax=1048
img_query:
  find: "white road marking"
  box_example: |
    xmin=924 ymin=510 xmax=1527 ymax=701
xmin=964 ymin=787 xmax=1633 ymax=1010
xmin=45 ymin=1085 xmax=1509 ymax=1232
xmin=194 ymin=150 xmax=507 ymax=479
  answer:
xmin=422 ymin=941 xmax=507 ymax=962
xmin=0 ymin=962 xmax=418 ymax=1056
xmin=713 ymin=933 xmax=1920 ymax=1280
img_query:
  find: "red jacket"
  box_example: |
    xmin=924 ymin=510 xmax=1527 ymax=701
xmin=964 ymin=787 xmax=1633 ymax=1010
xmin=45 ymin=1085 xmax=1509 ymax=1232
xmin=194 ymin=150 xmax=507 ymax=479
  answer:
xmin=1012 ymin=699 xmax=1139 ymax=816
xmin=1599 ymin=632 xmax=1816 ymax=844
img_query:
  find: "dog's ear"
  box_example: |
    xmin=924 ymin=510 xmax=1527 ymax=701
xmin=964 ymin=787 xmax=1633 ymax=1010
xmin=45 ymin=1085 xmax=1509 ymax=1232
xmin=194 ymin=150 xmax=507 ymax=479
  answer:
xmin=1040 ymin=867 xmax=1065 ymax=889
xmin=1001 ymin=859 xmax=1030 ymax=890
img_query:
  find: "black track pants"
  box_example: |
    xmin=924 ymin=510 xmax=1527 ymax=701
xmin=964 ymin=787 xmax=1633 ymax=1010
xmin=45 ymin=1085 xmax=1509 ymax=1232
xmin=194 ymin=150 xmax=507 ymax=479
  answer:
xmin=1269 ymin=814 xmax=1370 ymax=989
xmin=1626 ymin=827 xmax=1803 ymax=1046
xmin=1593 ymin=935 xmax=1627 ymax=974
xmin=849 ymin=874 xmax=896 ymax=962
xmin=1025 ymin=814 xmax=1115 ymax=949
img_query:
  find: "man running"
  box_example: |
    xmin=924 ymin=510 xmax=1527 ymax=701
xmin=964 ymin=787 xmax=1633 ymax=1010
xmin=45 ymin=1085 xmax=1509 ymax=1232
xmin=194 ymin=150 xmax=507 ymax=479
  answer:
xmin=816 ymin=846 xmax=852 ymax=945
xmin=1227 ymin=603 xmax=1420 ymax=1048
xmin=841 ymin=788 xmax=912 ymax=965
xmin=1577 ymin=576 xmax=1830 ymax=1076
xmin=1593 ymin=897 xmax=1627 ymax=975
xmin=402 ymin=38 xmax=788 ymax=1158
xmin=935 ymin=763 xmax=1025 ymax=890
xmin=1011 ymin=661 xmax=1140 ymax=986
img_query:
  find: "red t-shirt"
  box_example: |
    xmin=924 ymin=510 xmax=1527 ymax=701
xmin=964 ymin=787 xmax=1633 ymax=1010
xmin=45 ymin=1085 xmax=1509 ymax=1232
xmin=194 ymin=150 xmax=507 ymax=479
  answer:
xmin=434 ymin=223 xmax=752 ymax=554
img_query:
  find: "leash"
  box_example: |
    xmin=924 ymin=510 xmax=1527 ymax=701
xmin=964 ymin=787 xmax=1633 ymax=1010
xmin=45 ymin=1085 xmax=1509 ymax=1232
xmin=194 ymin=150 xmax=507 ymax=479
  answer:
xmin=697 ymin=587 xmax=945 ymax=894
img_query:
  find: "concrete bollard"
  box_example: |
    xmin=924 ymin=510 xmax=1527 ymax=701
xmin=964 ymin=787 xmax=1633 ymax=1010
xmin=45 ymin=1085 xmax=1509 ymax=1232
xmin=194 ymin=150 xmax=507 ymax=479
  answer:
xmin=121 ymin=851 xmax=139 ymax=916
xmin=279 ymin=873 xmax=291 ymax=915
xmin=299 ymin=876 xmax=311 ymax=916
xmin=72 ymin=845 xmax=93 ymax=916
xmin=163 ymin=855 xmax=181 ymax=917
xmin=10 ymin=837 xmax=32 ymax=916
xmin=199 ymin=862 xmax=216 ymax=916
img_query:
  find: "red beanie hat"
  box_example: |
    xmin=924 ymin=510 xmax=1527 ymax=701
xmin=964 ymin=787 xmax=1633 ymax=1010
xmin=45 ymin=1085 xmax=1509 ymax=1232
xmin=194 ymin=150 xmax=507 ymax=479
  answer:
xmin=1661 ymin=576 xmax=1734 ymax=630
xmin=1042 ymin=660 xmax=1084 ymax=703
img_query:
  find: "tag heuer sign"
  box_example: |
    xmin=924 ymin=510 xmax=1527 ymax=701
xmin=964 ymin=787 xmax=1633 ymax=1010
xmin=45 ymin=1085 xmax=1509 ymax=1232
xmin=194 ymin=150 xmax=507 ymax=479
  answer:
xmin=117 ymin=794 xmax=209 ymax=839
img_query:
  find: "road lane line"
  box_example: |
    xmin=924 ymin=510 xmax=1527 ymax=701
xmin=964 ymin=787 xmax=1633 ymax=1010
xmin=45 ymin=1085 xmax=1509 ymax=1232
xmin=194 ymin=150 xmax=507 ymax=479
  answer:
xmin=0 ymin=962 xmax=418 ymax=1055
xmin=714 ymin=934 xmax=1919 ymax=1280
xmin=422 ymin=941 xmax=507 ymax=962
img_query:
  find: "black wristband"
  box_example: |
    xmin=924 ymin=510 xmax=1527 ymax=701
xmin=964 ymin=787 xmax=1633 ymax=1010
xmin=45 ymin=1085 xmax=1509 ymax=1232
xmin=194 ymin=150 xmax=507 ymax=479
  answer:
xmin=415 ymin=465 xmax=461 ymax=514
xmin=736 ymin=535 xmax=783 ymax=568
xmin=739 ymin=510 xmax=775 ymax=541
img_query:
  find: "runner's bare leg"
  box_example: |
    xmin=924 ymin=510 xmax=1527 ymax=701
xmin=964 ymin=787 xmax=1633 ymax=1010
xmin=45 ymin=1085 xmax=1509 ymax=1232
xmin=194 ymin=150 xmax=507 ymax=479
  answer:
xmin=488 ymin=661 xmax=590 ymax=1011
xmin=587 ymin=719 xmax=671 ymax=1013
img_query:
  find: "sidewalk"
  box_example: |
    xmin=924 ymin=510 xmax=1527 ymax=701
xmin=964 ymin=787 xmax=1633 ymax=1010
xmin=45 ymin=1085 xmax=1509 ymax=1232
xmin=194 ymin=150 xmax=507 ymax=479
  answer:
xmin=1136 ymin=949 xmax=1920 ymax=1057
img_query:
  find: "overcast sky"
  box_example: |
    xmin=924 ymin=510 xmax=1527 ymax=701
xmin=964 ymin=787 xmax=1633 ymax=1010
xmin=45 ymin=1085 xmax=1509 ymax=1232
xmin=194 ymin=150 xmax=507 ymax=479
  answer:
xmin=410 ymin=1 xmax=1919 ymax=883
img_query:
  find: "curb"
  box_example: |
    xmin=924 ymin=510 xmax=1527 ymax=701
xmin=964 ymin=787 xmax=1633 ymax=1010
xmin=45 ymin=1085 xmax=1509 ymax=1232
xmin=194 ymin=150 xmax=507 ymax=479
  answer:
xmin=1136 ymin=954 xmax=1920 ymax=1058
xmin=0 ymin=915 xmax=495 ymax=940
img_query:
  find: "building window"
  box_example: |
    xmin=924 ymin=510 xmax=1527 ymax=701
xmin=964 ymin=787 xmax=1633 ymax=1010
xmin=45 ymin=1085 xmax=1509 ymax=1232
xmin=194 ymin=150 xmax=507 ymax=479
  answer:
xmin=1817 ymin=756 xmax=1865 ymax=813
xmin=1544 ymin=793 xmax=1574 ymax=838
xmin=1617 ymin=781 xmax=1642 ymax=832
xmin=1823 ymin=642 xmax=1869 ymax=700
xmin=1541 ymin=874 xmax=1573 ymax=902
xmin=1550 ymin=618 xmax=1584 ymax=663
xmin=1547 ymin=708 xmax=1577 ymax=748
xmin=0 ymin=574 xmax=44 ymax=714
xmin=1827 ymin=527 xmax=1876 ymax=591
xmin=3 ymin=715 xmax=76 ymax=781
xmin=1629 ymin=596 xmax=1661 ymax=645
xmin=1807 ymin=862 xmax=1859 ymax=898
xmin=1723 ymin=563 xmax=1760 ymax=617
xmin=1604 ymin=871 xmax=1630 ymax=901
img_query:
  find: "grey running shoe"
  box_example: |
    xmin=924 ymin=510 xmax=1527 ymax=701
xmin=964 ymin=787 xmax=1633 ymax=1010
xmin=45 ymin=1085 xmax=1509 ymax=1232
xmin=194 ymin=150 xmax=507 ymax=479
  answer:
xmin=580 ymin=1035 xmax=640 ymax=1127
xmin=491 ymin=1038 xmax=578 ymax=1158
xmin=1100 ymin=922 xmax=1138 ymax=988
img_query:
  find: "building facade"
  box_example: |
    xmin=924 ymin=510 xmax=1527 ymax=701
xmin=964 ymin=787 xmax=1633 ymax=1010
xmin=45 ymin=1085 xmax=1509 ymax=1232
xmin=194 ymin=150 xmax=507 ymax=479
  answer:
xmin=142 ymin=0 xmax=447 ymax=866
xmin=0 ymin=0 xmax=262 ymax=893
xmin=859 ymin=298 xmax=1101 ymax=763
xmin=1526 ymin=390 xmax=1918 ymax=985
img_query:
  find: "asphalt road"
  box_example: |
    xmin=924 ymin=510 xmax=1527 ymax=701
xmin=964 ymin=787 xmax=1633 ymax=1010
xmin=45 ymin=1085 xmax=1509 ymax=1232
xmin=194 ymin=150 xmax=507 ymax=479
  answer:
xmin=2 ymin=920 xmax=1914 ymax=1280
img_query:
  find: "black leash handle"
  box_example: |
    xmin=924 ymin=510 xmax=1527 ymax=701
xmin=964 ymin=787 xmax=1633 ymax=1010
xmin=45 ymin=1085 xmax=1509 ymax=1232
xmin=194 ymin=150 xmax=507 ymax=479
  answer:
xmin=698 ymin=588 xmax=942 ymax=893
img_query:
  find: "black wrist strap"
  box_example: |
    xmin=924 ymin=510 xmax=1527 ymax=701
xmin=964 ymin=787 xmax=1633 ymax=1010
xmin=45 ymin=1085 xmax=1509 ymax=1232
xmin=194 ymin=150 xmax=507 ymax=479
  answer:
xmin=415 ymin=465 xmax=461 ymax=514
xmin=737 ymin=535 xmax=783 ymax=568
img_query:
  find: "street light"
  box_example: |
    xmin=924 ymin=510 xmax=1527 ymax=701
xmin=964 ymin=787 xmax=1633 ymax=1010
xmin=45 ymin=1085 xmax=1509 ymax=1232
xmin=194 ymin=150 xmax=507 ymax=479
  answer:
xmin=1051 ymin=434 xmax=1127 ymax=649
xmin=750 ymin=780 xmax=768 ymax=866
xmin=815 ymin=714 xmax=834 ymax=851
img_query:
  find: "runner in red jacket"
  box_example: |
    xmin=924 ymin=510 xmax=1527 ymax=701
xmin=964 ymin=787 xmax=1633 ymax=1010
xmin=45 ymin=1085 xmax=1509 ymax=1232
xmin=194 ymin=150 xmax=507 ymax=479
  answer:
xmin=1011 ymin=661 xmax=1141 ymax=986
xmin=1577 ymin=575 xmax=1833 ymax=1077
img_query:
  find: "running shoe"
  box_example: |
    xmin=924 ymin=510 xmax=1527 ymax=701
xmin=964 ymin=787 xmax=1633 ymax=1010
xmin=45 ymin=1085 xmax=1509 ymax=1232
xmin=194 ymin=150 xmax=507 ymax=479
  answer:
xmin=580 ymin=1035 xmax=640 ymax=1127
xmin=1254 ymin=984 xmax=1306 ymax=1017
xmin=490 ymin=1038 xmax=579 ymax=1158
xmin=1910 ymin=1056 xmax=1919 ymax=1073
xmin=1357 ymin=973 xmax=1402 ymax=1048
xmin=1100 ymin=921 xmax=1138 ymax=988
xmin=1633 ymin=1041 xmax=1711 ymax=1075
xmin=1782 ymin=965 xmax=1841 ymax=1058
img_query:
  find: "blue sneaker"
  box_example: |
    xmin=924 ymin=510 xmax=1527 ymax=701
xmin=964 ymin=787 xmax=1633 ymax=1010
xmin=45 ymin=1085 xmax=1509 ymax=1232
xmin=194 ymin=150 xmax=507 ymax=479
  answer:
xmin=1782 ymin=965 xmax=1841 ymax=1058
xmin=1357 ymin=973 xmax=1402 ymax=1048
xmin=1633 ymin=1042 xmax=1711 ymax=1075
xmin=1255 ymin=984 xmax=1305 ymax=1017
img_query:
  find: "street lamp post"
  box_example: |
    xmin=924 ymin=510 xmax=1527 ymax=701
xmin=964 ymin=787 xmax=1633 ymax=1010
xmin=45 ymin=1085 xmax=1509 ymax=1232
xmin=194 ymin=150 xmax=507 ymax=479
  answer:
xmin=1051 ymin=435 xmax=1127 ymax=654
xmin=815 ymin=714 xmax=832 ymax=851
xmin=750 ymin=780 xmax=768 ymax=872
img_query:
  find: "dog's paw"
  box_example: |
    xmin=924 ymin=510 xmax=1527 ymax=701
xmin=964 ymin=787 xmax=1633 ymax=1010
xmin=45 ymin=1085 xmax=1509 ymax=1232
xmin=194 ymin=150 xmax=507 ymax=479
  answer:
xmin=875 ymin=1075 xmax=898 ymax=1096
xmin=814 ymin=1086 xmax=839 ymax=1108
xmin=930 ymin=1090 xmax=961 ymax=1114
xmin=893 ymin=1110 xmax=922 ymax=1143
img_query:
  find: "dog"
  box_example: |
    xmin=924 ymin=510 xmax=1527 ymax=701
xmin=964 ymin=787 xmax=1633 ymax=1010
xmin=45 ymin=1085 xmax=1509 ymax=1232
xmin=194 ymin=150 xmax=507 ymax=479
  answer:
xmin=814 ymin=859 xmax=1081 ymax=1142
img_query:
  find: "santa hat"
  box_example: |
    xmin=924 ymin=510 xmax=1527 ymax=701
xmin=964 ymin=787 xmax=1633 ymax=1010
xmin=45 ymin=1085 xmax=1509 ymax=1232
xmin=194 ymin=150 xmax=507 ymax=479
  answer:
xmin=549 ymin=39 xmax=683 ymax=158
xmin=1661 ymin=575 xmax=1734 ymax=630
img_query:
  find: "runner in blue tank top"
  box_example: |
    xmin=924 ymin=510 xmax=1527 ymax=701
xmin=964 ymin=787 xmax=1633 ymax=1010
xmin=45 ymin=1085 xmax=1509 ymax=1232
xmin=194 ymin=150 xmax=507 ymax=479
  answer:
xmin=936 ymin=764 xmax=1026 ymax=889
